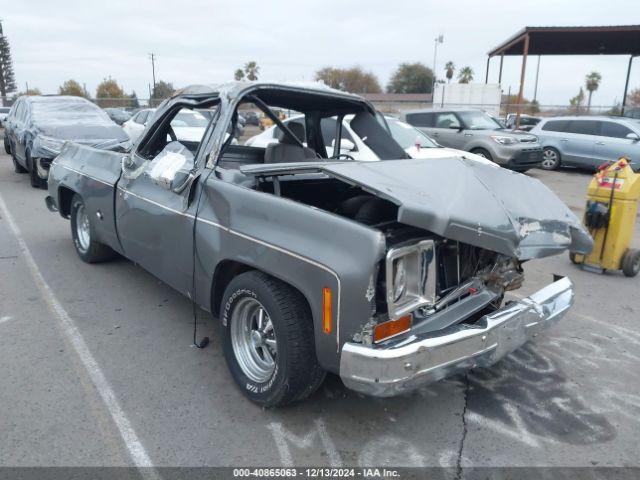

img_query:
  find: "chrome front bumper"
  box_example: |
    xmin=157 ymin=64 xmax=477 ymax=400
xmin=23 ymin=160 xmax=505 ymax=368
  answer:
xmin=340 ymin=276 xmax=573 ymax=397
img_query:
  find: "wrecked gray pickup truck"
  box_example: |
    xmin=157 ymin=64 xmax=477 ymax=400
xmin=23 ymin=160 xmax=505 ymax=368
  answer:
xmin=45 ymin=82 xmax=593 ymax=407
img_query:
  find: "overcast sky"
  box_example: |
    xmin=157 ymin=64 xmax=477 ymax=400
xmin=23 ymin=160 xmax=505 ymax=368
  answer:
xmin=2 ymin=0 xmax=638 ymax=106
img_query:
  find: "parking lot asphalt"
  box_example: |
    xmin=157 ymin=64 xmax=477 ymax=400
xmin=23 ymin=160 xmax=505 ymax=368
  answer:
xmin=1 ymin=145 xmax=639 ymax=469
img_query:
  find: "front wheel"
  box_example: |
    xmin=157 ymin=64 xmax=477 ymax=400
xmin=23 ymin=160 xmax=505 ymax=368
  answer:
xmin=541 ymin=147 xmax=561 ymax=170
xmin=471 ymin=148 xmax=493 ymax=161
xmin=70 ymin=194 xmax=116 ymax=263
xmin=221 ymin=271 xmax=325 ymax=407
xmin=27 ymin=151 xmax=47 ymax=188
xmin=3 ymin=134 xmax=10 ymax=154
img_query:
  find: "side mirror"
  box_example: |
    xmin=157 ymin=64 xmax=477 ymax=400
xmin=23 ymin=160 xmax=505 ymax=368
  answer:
xmin=626 ymin=132 xmax=640 ymax=141
xmin=340 ymin=138 xmax=356 ymax=151
xmin=332 ymin=138 xmax=356 ymax=151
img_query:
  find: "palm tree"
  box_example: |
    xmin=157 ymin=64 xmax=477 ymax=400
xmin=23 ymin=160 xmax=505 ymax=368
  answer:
xmin=585 ymin=71 xmax=602 ymax=112
xmin=234 ymin=68 xmax=245 ymax=81
xmin=244 ymin=61 xmax=260 ymax=81
xmin=458 ymin=66 xmax=474 ymax=84
xmin=445 ymin=62 xmax=455 ymax=83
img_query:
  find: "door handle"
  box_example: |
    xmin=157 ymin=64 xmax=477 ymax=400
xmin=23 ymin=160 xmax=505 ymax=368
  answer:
xmin=561 ymin=138 xmax=569 ymax=142
xmin=595 ymin=141 xmax=605 ymax=145
xmin=464 ymin=133 xmax=472 ymax=137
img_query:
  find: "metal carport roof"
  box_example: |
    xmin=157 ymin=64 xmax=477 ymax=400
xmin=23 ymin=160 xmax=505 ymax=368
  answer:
xmin=485 ymin=25 xmax=640 ymax=125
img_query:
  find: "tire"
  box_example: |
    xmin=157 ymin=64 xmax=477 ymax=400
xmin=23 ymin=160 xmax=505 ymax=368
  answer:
xmin=622 ymin=249 xmax=640 ymax=277
xmin=27 ymin=150 xmax=47 ymax=189
xmin=12 ymin=150 xmax=27 ymax=173
xmin=569 ymin=252 xmax=582 ymax=265
xmin=471 ymin=148 xmax=493 ymax=161
xmin=3 ymin=134 xmax=10 ymax=154
xmin=70 ymin=194 xmax=116 ymax=263
xmin=221 ymin=271 xmax=325 ymax=407
xmin=541 ymin=147 xmax=561 ymax=170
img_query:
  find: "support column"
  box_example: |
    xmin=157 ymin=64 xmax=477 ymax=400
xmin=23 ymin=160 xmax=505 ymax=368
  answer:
xmin=621 ymin=55 xmax=635 ymax=116
xmin=498 ymin=54 xmax=504 ymax=84
xmin=515 ymin=34 xmax=530 ymax=129
xmin=485 ymin=57 xmax=490 ymax=84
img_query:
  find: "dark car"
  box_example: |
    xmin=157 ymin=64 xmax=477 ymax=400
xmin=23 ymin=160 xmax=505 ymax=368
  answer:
xmin=45 ymin=82 xmax=591 ymax=407
xmin=241 ymin=110 xmax=260 ymax=126
xmin=4 ymin=95 xmax=130 ymax=188
xmin=104 ymin=107 xmax=132 ymax=125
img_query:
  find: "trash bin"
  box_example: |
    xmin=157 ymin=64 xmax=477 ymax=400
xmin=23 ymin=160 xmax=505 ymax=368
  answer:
xmin=571 ymin=158 xmax=640 ymax=277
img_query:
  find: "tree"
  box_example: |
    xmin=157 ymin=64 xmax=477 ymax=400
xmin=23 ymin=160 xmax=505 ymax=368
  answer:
xmin=627 ymin=87 xmax=640 ymax=107
xmin=585 ymin=71 xmax=602 ymax=111
xmin=244 ymin=61 xmax=260 ymax=81
xmin=386 ymin=63 xmax=433 ymax=94
xmin=58 ymin=79 xmax=87 ymax=97
xmin=234 ymin=69 xmax=245 ymax=81
xmin=445 ymin=61 xmax=455 ymax=83
xmin=569 ymin=87 xmax=585 ymax=114
xmin=150 ymin=80 xmax=174 ymax=106
xmin=458 ymin=66 xmax=474 ymax=84
xmin=0 ymin=21 xmax=18 ymax=106
xmin=95 ymin=77 xmax=127 ymax=107
xmin=315 ymin=66 xmax=381 ymax=93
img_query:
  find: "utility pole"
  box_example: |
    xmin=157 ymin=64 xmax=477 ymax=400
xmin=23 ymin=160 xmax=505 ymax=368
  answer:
xmin=432 ymin=34 xmax=443 ymax=97
xmin=149 ymin=53 xmax=157 ymax=103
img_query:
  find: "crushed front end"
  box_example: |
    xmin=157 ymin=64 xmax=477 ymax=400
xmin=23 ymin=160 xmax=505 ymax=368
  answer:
xmin=340 ymin=229 xmax=574 ymax=397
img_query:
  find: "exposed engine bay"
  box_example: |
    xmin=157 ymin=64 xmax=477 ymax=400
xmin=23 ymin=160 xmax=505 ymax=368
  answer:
xmin=256 ymin=174 xmax=525 ymax=338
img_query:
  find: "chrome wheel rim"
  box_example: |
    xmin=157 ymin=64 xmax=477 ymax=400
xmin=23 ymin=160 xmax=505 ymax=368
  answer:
xmin=542 ymin=150 xmax=558 ymax=169
xmin=230 ymin=297 xmax=277 ymax=383
xmin=75 ymin=204 xmax=91 ymax=252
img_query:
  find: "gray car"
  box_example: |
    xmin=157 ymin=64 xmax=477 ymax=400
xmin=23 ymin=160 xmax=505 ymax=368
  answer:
xmin=530 ymin=116 xmax=640 ymax=171
xmin=45 ymin=82 xmax=592 ymax=407
xmin=400 ymin=108 xmax=543 ymax=171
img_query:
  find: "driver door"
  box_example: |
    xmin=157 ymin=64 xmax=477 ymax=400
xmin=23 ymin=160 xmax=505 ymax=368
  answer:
xmin=115 ymin=107 xmax=207 ymax=295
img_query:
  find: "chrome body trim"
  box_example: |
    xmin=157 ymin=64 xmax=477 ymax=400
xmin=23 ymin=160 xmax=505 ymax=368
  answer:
xmin=339 ymin=277 xmax=573 ymax=397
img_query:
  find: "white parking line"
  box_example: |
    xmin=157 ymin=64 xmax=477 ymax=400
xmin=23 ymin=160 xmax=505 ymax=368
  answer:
xmin=0 ymin=194 xmax=156 ymax=472
xmin=0 ymin=315 xmax=13 ymax=324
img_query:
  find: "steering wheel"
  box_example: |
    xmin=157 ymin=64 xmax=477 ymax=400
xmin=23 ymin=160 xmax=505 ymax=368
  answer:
xmin=332 ymin=153 xmax=356 ymax=161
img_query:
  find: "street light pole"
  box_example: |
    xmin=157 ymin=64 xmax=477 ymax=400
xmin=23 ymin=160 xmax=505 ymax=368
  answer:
xmin=149 ymin=53 xmax=157 ymax=103
xmin=432 ymin=34 xmax=443 ymax=97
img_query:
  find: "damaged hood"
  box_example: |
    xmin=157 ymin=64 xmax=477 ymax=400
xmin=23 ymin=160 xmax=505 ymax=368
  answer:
xmin=242 ymin=158 xmax=593 ymax=259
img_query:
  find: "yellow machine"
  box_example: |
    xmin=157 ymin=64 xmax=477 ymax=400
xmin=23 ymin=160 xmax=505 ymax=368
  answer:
xmin=571 ymin=158 xmax=640 ymax=277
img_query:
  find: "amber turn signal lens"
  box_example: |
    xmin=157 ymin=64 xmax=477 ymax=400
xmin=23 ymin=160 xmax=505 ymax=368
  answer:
xmin=374 ymin=315 xmax=411 ymax=343
xmin=322 ymin=287 xmax=332 ymax=334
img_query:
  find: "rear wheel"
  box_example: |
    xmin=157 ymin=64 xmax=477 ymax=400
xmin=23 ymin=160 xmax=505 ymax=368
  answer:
xmin=221 ymin=271 xmax=325 ymax=407
xmin=27 ymin=150 xmax=47 ymax=189
xmin=3 ymin=133 xmax=10 ymax=154
xmin=471 ymin=148 xmax=493 ymax=161
xmin=541 ymin=147 xmax=561 ymax=170
xmin=622 ymin=249 xmax=640 ymax=277
xmin=70 ymin=194 xmax=116 ymax=263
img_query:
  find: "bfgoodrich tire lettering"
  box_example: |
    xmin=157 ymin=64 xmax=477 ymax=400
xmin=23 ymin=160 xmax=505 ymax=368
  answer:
xmin=221 ymin=271 xmax=325 ymax=407
xmin=70 ymin=194 xmax=116 ymax=263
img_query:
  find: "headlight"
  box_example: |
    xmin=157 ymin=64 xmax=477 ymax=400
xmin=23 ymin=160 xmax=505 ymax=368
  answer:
xmin=490 ymin=135 xmax=518 ymax=145
xmin=385 ymin=239 xmax=437 ymax=319
xmin=392 ymin=258 xmax=407 ymax=302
